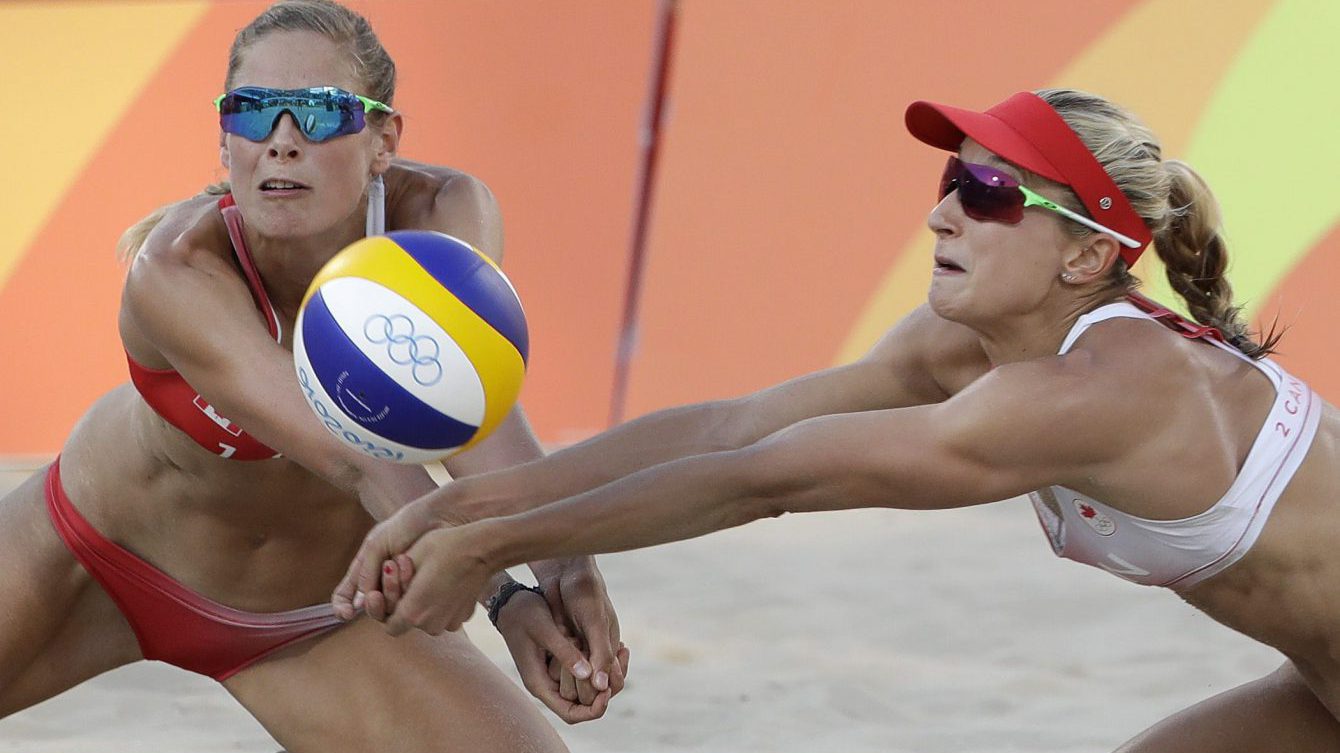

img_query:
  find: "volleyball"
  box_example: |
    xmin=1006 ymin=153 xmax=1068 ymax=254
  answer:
xmin=293 ymin=231 xmax=528 ymax=464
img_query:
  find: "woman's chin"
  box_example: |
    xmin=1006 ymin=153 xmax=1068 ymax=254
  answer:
xmin=248 ymin=213 xmax=325 ymax=241
xmin=927 ymin=284 xmax=964 ymax=321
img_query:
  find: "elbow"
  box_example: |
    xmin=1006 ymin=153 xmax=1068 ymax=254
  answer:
xmin=729 ymin=440 xmax=827 ymax=521
xmin=291 ymin=419 xmax=394 ymax=499
xmin=319 ymin=451 xmax=371 ymax=500
xmin=730 ymin=491 xmax=788 ymax=532
xmin=738 ymin=475 xmax=791 ymax=523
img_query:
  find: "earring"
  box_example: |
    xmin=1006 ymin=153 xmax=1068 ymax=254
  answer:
xmin=1061 ymin=273 xmax=1077 ymax=283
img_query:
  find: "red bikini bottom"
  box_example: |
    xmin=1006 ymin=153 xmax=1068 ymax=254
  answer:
xmin=45 ymin=458 xmax=344 ymax=680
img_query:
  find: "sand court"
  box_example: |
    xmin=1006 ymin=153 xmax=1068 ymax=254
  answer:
xmin=0 ymin=464 xmax=1282 ymax=752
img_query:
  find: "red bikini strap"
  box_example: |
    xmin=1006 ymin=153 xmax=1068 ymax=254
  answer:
xmin=1125 ymin=292 xmax=1226 ymax=344
xmin=217 ymin=195 xmax=280 ymax=339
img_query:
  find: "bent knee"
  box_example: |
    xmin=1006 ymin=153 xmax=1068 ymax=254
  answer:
xmin=1117 ymin=662 xmax=1340 ymax=753
xmin=0 ymin=578 xmax=140 ymax=718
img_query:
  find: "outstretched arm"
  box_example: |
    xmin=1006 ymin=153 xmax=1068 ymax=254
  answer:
xmin=439 ymin=303 xmax=979 ymax=523
xmin=362 ymin=354 xmax=1137 ymax=636
xmin=336 ymin=303 xmax=985 ymax=604
xmin=334 ymin=302 xmax=990 ymax=638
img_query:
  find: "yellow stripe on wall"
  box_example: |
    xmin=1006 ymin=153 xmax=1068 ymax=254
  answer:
xmin=1045 ymin=0 xmax=1277 ymax=314
xmin=0 ymin=1 xmax=209 ymax=288
xmin=1179 ymin=0 xmax=1340 ymax=320
xmin=836 ymin=0 xmax=1278 ymax=364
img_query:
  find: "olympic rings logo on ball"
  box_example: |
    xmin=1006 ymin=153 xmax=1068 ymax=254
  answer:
xmin=363 ymin=313 xmax=444 ymax=387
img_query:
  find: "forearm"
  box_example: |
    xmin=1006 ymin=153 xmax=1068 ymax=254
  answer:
xmin=434 ymin=407 xmax=582 ymax=579
xmin=469 ymin=409 xmax=980 ymax=568
xmin=353 ymin=460 xmax=440 ymax=521
xmin=436 ymin=399 xmax=747 ymax=523
xmin=474 ymin=447 xmax=790 ymax=569
xmin=354 ymin=458 xmax=518 ymax=606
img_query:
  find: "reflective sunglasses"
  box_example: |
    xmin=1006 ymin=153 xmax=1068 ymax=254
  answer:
xmin=939 ymin=156 xmax=1141 ymax=249
xmin=213 ymin=86 xmax=393 ymax=143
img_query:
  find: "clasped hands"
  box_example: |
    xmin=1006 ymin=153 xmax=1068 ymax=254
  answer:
xmin=331 ymin=498 xmax=628 ymax=723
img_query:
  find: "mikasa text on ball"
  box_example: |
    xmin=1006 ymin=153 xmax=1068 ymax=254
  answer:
xmin=293 ymin=230 xmax=528 ymax=463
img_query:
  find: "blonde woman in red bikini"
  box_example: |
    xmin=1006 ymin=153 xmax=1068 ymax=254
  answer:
xmin=0 ymin=2 xmax=627 ymax=750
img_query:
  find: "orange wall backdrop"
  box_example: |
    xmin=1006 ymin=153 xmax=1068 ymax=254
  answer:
xmin=1 ymin=0 xmax=1336 ymax=455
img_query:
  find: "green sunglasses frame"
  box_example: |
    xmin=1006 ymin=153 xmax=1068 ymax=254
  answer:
xmin=1017 ymin=184 xmax=1141 ymax=250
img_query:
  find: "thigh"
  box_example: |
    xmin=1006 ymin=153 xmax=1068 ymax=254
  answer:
xmin=223 ymin=617 xmax=568 ymax=753
xmin=1116 ymin=662 xmax=1340 ymax=753
xmin=0 ymin=468 xmax=142 ymax=716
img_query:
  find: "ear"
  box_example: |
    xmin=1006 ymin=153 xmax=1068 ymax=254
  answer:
xmin=370 ymin=112 xmax=403 ymax=174
xmin=219 ymin=135 xmax=230 ymax=171
xmin=1060 ymin=234 xmax=1122 ymax=284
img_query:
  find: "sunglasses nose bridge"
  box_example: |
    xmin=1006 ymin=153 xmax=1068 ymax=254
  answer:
xmin=262 ymin=108 xmax=312 ymax=151
xmin=938 ymin=177 xmax=959 ymax=202
xmin=925 ymin=184 xmax=964 ymax=239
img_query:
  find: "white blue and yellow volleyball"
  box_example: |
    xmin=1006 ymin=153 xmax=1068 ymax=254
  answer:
xmin=293 ymin=231 xmax=528 ymax=464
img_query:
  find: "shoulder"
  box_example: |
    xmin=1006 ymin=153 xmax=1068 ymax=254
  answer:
xmin=1064 ymin=312 xmax=1204 ymax=394
xmin=118 ymin=193 xmax=237 ymax=363
xmin=132 ymin=193 xmax=231 ymax=271
xmin=929 ymin=349 xmax=1143 ymax=485
xmin=384 ymin=160 xmax=503 ymax=259
xmin=945 ymin=316 xmax=1189 ymax=463
xmin=383 ymin=159 xmax=492 ymax=199
xmin=1012 ymin=313 xmax=1191 ymax=419
xmin=971 ymin=348 xmax=1116 ymax=414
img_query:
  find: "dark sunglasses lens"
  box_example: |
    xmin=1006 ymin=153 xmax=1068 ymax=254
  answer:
xmin=218 ymin=89 xmax=365 ymax=142
xmin=219 ymin=93 xmax=274 ymax=141
xmin=289 ymin=90 xmax=364 ymax=141
xmin=292 ymin=108 xmax=343 ymax=141
xmin=953 ymin=158 xmax=1025 ymax=223
xmin=319 ymin=103 xmax=365 ymax=140
xmin=221 ymin=112 xmax=277 ymax=141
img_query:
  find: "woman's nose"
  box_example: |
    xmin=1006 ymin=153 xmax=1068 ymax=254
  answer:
xmin=927 ymin=192 xmax=961 ymax=238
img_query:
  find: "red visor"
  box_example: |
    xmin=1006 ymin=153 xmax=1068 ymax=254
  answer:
xmin=905 ymin=92 xmax=1152 ymax=265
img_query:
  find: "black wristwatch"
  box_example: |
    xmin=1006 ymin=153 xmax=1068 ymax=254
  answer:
xmin=485 ymin=581 xmax=545 ymax=627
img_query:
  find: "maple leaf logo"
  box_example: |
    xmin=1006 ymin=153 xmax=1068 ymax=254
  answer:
xmin=1079 ymin=503 xmax=1098 ymax=519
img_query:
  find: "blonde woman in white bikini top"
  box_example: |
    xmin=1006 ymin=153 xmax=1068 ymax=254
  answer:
xmin=344 ymin=89 xmax=1340 ymax=750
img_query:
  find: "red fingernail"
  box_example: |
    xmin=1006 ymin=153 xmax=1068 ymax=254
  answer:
xmin=384 ymin=564 xmax=394 ymax=575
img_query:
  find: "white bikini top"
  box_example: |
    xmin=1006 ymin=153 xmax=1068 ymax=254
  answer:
xmin=1029 ymin=300 xmax=1320 ymax=590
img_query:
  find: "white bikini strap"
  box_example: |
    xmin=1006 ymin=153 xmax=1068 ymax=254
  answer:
xmin=365 ymin=174 xmax=386 ymax=236
xmin=1055 ymin=299 xmax=1283 ymax=389
xmin=1056 ymin=301 xmax=1144 ymax=355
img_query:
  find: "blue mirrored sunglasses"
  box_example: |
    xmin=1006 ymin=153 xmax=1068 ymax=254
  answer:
xmin=213 ymin=86 xmax=393 ymax=143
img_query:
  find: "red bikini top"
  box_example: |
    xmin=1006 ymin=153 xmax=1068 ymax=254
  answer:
xmin=126 ymin=195 xmax=281 ymax=460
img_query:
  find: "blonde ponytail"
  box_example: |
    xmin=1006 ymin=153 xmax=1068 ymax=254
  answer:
xmin=1037 ymin=88 xmax=1278 ymax=357
xmin=1153 ymin=161 xmax=1278 ymax=357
